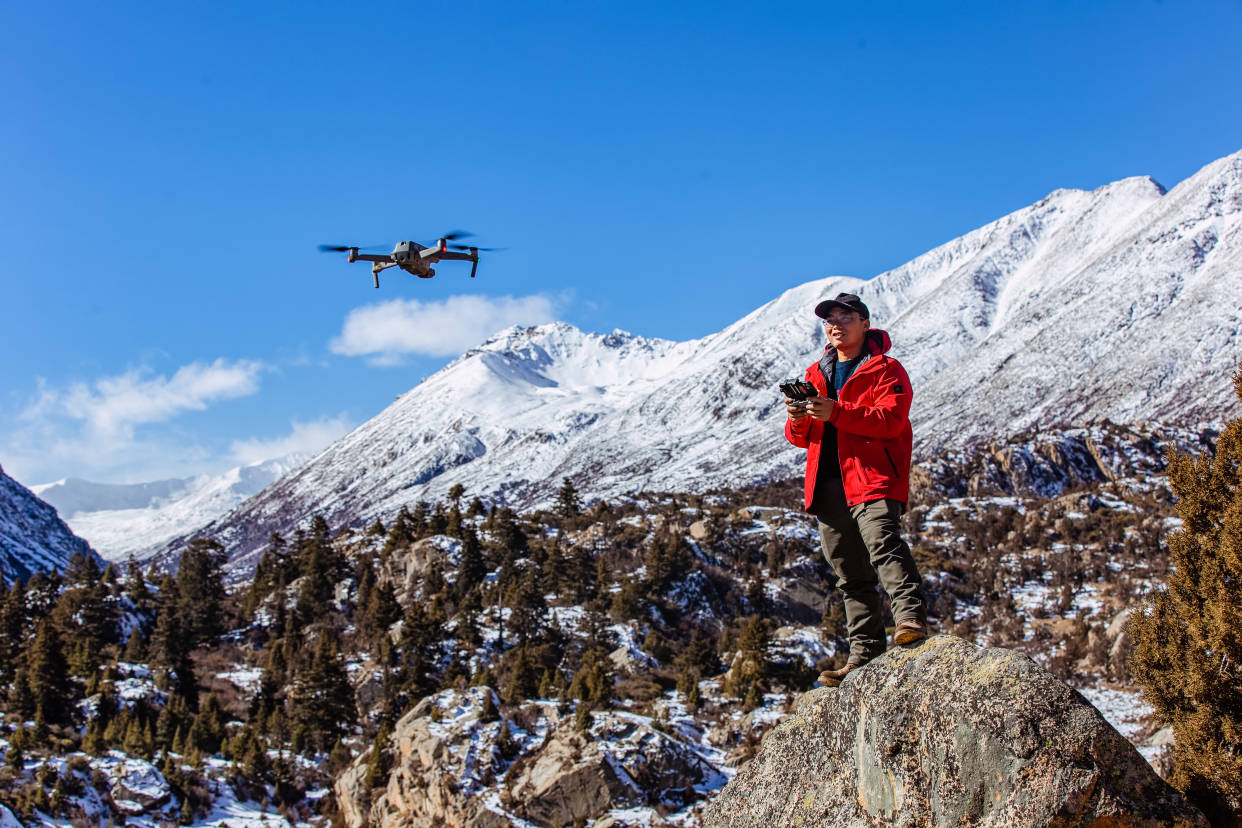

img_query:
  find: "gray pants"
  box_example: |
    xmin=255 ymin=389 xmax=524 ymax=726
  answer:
xmin=817 ymin=478 xmax=926 ymax=664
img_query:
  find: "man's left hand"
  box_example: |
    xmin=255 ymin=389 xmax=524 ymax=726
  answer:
xmin=804 ymin=396 xmax=835 ymax=421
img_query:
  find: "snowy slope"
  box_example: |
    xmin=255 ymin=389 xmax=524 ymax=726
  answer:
xmin=159 ymin=149 xmax=1242 ymax=571
xmin=900 ymin=152 xmax=1241 ymax=449
xmin=0 ymin=464 xmax=102 ymax=584
xmin=34 ymin=455 xmax=310 ymax=562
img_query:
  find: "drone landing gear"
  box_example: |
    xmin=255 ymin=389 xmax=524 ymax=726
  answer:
xmin=371 ymin=263 xmax=382 ymax=288
xmin=470 ymin=258 xmax=478 ymax=278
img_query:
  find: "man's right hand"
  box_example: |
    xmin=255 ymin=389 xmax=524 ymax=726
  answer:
xmin=785 ymin=398 xmax=810 ymax=421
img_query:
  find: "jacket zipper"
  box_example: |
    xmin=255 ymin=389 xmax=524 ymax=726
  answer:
xmin=884 ymin=447 xmax=900 ymax=478
xmin=820 ymin=350 xmax=875 ymax=399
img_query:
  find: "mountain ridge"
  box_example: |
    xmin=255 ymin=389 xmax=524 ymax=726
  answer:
xmin=0 ymin=463 xmax=102 ymax=584
xmin=36 ymin=455 xmax=310 ymax=562
xmin=130 ymin=147 xmax=1242 ymax=570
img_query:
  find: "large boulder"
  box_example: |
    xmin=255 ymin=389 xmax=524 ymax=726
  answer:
xmin=703 ymin=635 xmax=1205 ymax=827
xmin=505 ymin=711 xmax=720 ymax=826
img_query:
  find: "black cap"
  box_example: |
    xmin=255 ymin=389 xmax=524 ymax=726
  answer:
xmin=814 ymin=292 xmax=870 ymax=320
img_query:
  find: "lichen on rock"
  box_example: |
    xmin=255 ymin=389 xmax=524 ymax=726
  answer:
xmin=703 ymin=635 xmax=1205 ymax=827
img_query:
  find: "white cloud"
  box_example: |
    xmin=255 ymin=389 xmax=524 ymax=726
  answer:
xmin=24 ymin=358 xmax=265 ymax=438
xmin=3 ymin=426 xmax=216 ymax=487
xmin=329 ymin=294 xmax=563 ymax=363
xmin=229 ymin=415 xmax=353 ymax=466
xmin=6 ymin=358 xmax=267 ymax=485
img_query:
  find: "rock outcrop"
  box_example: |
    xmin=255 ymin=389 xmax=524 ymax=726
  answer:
xmin=505 ymin=711 xmax=719 ymax=826
xmin=335 ymin=687 xmax=515 ymax=828
xmin=335 ymin=686 xmax=721 ymax=828
xmin=914 ymin=423 xmax=1215 ymax=499
xmin=704 ymin=635 xmax=1205 ymax=827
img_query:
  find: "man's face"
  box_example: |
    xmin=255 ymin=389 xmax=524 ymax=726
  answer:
xmin=822 ymin=310 xmax=869 ymax=352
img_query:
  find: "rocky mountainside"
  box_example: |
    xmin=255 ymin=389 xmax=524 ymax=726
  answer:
xmin=703 ymin=635 xmax=1204 ymax=827
xmin=0 ymin=463 xmax=101 ymax=585
xmin=156 ymin=148 xmax=1241 ymax=570
xmin=913 ymin=421 xmax=1216 ymax=500
xmin=33 ymin=454 xmax=309 ymax=563
xmin=0 ymin=463 xmax=1194 ymax=826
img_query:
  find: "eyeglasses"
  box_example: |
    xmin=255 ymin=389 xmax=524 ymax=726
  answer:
xmin=823 ymin=314 xmax=860 ymax=328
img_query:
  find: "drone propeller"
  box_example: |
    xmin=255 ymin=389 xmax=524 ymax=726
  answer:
xmin=449 ymin=244 xmax=505 ymax=252
xmin=418 ymin=230 xmax=474 ymax=245
xmin=318 ymin=243 xmax=387 ymax=253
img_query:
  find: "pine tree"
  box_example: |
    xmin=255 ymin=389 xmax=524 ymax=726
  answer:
xmin=566 ymin=647 xmax=614 ymax=710
xmin=23 ymin=570 xmax=61 ymax=620
xmin=288 ymin=636 xmax=357 ymax=755
xmin=7 ymin=665 xmax=34 ymax=719
xmin=364 ymin=580 xmax=401 ymax=645
xmin=0 ymin=580 xmax=27 ymax=679
xmin=428 ymin=502 xmax=449 ymax=536
xmin=149 ymin=573 xmax=197 ymax=705
xmin=125 ymin=556 xmax=155 ymax=616
xmin=244 ymin=534 xmax=287 ymax=618
xmin=384 ymin=507 xmax=419 ymax=554
xmin=456 ymin=527 xmax=487 ymax=602
xmin=447 ymin=483 xmax=465 ymax=510
xmin=645 ymin=530 xmax=690 ymax=594
xmin=399 ymin=600 xmax=441 ymax=698
xmin=556 ymin=477 xmax=581 ymax=522
xmin=52 ymin=570 xmax=118 ymax=677
xmin=1129 ymin=370 xmax=1242 ymax=822
xmin=64 ymin=551 xmax=101 ymax=587
xmin=504 ymin=646 xmax=539 ymax=705
xmin=505 ymin=568 xmax=547 ymax=648
xmin=187 ymin=693 xmax=228 ymax=755
xmin=363 ymin=722 xmax=393 ymax=790
xmin=122 ymin=629 xmax=148 ymax=662
xmin=176 ymin=538 xmax=227 ymax=649
xmin=723 ymin=615 xmax=770 ymax=707
xmin=231 ymin=724 xmax=270 ymax=781
xmin=568 ymin=545 xmax=599 ymax=605
xmin=295 ymin=542 xmax=337 ymax=622
xmin=329 ymin=739 xmax=353 ymax=775
xmin=27 ymin=618 xmax=74 ymax=725
xmin=685 ymin=679 xmax=702 ymax=712
xmin=446 ymin=502 xmax=464 ymax=539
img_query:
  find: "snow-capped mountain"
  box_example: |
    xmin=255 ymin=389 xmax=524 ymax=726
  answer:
xmin=35 ymin=455 xmax=309 ymax=562
xmin=0 ymin=463 xmax=101 ymax=584
xmin=162 ymin=148 xmax=1242 ymax=572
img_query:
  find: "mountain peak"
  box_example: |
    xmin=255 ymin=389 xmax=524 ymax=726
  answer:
xmin=113 ymin=147 xmax=1242 ymax=568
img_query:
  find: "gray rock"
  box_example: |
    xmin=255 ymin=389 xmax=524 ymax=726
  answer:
xmin=334 ymin=687 xmax=517 ymax=828
xmin=703 ymin=635 xmax=1205 ymax=827
xmin=506 ymin=710 xmax=719 ymax=826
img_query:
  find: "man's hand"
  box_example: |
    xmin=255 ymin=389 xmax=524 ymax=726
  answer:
xmin=785 ymin=398 xmax=810 ymax=421
xmin=804 ymin=396 xmax=835 ymax=421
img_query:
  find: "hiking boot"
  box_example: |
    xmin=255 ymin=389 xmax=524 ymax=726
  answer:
xmin=893 ymin=619 xmax=928 ymax=646
xmin=817 ymin=661 xmax=864 ymax=687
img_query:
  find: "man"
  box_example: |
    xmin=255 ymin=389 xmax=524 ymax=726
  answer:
xmin=784 ymin=292 xmax=928 ymax=686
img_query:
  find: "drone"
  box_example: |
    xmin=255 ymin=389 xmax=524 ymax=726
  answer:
xmin=318 ymin=231 xmax=501 ymax=288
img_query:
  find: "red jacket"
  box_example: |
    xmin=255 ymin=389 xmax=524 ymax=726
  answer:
xmin=784 ymin=329 xmax=914 ymax=511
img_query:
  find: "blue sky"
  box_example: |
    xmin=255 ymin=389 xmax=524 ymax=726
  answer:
xmin=3 ymin=0 xmax=1241 ymax=485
